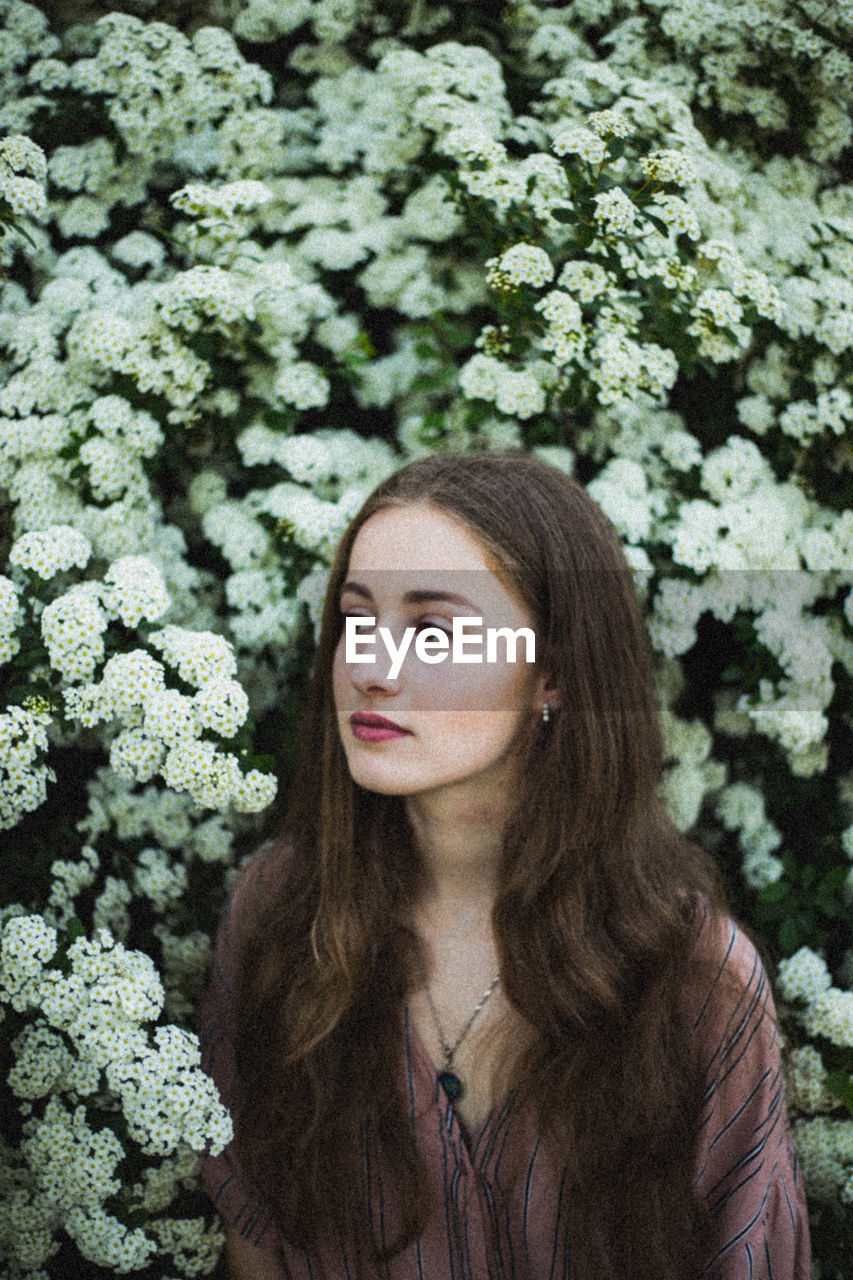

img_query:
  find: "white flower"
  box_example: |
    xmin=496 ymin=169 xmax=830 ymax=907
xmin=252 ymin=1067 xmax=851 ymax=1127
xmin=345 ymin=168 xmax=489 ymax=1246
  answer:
xmin=8 ymin=1021 xmax=91 ymax=1099
xmin=777 ymin=947 xmax=832 ymax=1005
xmin=551 ymin=126 xmax=606 ymax=164
xmin=161 ymin=739 xmax=242 ymax=810
xmin=41 ymin=585 xmax=108 ymax=682
xmin=148 ymin=626 xmax=237 ymax=687
xmin=9 ymin=526 xmax=92 ymax=578
xmin=670 ymin=500 xmax=722 ymax=573
xmin=109 ymin=729 xmax=165 ymax=784
xmin=738 ymin=684 xmax=828 ymax=757
xmin=640 ymin=149 xmax=696 ymax=186
xmin=142 ymin=689 xmax=198 ymax=748
xmin=693 ymin=288 xmax=744 ymax=328
xmin=23 ymin=1097 xmax=125 ymax=1212
xmin=192 ymin=678 xmax=250 ymax=737
xmin=202 ymin=501 xmax=271 ymax=569
xmin=803 ymin=989 xmax=853 ymax=1047
xmin=0 ymin=915 xmax=58 ymax=1011
xmin=659 ymin=762 xmax=708 ymax=832
xmin=688 ymin=289 xmax=751 ymax=360
xmin=0 ymin=574 xmax=24 ymax=663
xmin=273 ymin=361 xmax=330 ymax=409
xmin=534 ymin=290 xmax=585 ymax=365
xmin=591 ymin=327 xmax=677 ymax=406
xmin=558 ymin=259 xmax=610 ymax=302
xmin=170 ymin=179 xmax=272 ymax=219
xmin=111 ymin=231 xmax=166 ymax=271
xmin=741 ymin=849 xmax=785 ymax=890
xmin=459 ymin=352 xmax=501 ymax=401
xmin=133 ymin=848 xmax=187 ymax=913
xmin=230 ymin=768 xmax=278 ymax=813
xmin=0 ymin=706 xmax=55 ymax=831
xmin=648 ymin=579 xmax=703 ymax=657
xmin=101 ymin=557 xmax=171 ymax=627
xmin=792 ymin=1116 xmax=853 ymax=1202
xmin=485 ymin=242 xmax=554 ymax=290
xmin=588 ymin=110 xmax=631 ymax=139
xmin=101 ymin=651 xmax=167 ymax=721
xmin=65 ymin=1203 xmax=155 ymax=1271
xmin=88 ymin=396 xmax=163 ymax=456
xmin=588 ymin=458 xmax=656 ymax=543
xmin=593 ymin=189 xmax=641 ymax=236
xmin=0 ymin=135 xmax=48 ymax=182
xmin=63 ymin=683 xmax=109 ymax=729
xmin=493 ymin=366 xmax=546 ymax=419
xmin=786 ymin=1045 xmax=836 ymax=1114
xmin=647 ymin=194 xmax=700 ymax=240
xmin=701 ymin=436 xmax=773 ymax=502
xmin=79 ymin=436 xmax=141 ymax=501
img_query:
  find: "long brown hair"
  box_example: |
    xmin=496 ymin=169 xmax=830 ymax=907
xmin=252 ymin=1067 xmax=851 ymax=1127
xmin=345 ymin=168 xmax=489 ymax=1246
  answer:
xmin=233 ymin=450 xmax=728 ymax=1277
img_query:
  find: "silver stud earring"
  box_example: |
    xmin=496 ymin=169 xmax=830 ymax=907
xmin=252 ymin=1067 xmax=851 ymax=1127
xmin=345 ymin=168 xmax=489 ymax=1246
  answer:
xmin=541 ymin=701 xmax=550 ymax=723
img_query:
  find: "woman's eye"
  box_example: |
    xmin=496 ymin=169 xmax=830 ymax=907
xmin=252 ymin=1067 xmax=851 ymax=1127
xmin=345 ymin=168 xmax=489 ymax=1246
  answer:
xmin=415 ymin=620 xmax=452 ymax=637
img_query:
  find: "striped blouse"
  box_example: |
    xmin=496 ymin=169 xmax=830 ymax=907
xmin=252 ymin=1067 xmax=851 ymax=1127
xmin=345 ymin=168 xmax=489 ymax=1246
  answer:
xmin=198 ymin=844 xmax=812 ymax=1278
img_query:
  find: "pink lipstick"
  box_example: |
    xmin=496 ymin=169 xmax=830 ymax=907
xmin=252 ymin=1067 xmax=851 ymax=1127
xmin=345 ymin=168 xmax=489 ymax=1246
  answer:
xmin=350 ymin=712 xmax=411 ymax=741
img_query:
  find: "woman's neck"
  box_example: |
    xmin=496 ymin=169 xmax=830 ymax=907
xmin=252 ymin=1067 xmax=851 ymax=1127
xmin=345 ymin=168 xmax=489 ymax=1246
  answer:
xmin=404 ymin=784 xmax=507 ymax=914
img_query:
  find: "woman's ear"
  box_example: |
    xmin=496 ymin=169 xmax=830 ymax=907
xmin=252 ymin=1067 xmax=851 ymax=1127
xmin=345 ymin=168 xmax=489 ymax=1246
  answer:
xmin=543 ymin=685 xmax=561 ymax=710
xmin=534 ymin=676 xmax=561 ymax=711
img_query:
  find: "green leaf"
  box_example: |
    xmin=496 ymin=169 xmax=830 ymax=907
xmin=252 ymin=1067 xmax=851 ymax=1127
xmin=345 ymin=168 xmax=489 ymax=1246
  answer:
xmin=571 ymin=225 xmax=596 ymax=251
xmin=800 ymin=865 xmax=816 ymax=890
xmin=643 ymin=211 xmax=670 ymax=237
xmin=758 ymin=881 xmax=789 ymax=904
xmin=826 ymin=1072 xmax=853 ymax=1116
xmin=66 ymin=917 xmax=86 ymax=942
xmin=242 ymin=752 xmax=277 ymax=774
xmin=550 ymin=207 xmax=575 ymax=224
xmin=778 ymin=916 xmax=802 ymax=953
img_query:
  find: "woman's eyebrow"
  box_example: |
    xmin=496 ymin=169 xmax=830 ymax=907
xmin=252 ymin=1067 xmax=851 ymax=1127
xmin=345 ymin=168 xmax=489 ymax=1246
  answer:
xmin=339 ymin=581 xmax=478 ymax=609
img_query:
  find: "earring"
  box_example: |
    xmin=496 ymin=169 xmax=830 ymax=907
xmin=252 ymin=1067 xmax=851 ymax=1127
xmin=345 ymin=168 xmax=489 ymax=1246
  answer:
xmin=541 ymin=701 xmax=550 ymax=723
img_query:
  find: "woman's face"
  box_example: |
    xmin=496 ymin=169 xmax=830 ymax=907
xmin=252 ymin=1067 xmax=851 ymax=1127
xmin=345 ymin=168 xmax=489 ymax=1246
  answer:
xmin=332 ymin=503 xmax=551 ymax=801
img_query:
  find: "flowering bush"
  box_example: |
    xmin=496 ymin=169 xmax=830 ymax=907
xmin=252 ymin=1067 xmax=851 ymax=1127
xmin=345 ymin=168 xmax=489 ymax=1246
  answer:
xmin=0 ymin=0 xmax=851 ymax=1274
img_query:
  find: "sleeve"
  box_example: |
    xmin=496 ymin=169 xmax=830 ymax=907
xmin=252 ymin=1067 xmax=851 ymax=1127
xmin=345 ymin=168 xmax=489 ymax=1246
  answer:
xmin=196 ymin=842 xmax=291 ymax=1253
xmin=688 ymin=910 xmax=812 ymax=1280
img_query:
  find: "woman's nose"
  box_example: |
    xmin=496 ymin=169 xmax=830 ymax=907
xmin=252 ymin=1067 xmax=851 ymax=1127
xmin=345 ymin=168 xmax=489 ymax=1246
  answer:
xmin=346 ymin=621 xmax=407 ymax=692
xmin=350 ymin=664 xmax=402 ymax=696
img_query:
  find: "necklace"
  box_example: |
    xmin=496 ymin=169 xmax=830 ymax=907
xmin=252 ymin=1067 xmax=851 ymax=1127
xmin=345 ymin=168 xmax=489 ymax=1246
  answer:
xmin=423 ymin=973 xmax=501 ymax=1102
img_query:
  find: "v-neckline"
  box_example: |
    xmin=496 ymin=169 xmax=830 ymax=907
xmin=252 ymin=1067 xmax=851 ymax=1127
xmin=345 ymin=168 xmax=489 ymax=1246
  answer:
xmin=403 ymin=1005 xmax=501 ymax=1162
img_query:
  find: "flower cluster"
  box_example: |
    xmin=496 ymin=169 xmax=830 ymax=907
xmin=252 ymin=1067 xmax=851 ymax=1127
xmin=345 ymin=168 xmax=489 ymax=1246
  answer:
xmin=0 ymin=131 xmax=47 ymax=223
xmin=0 ymin=703 xmax=54 ymax=830
xmin=0 ymin=915 xmax=231 ymax=1271
xmin=62 ymin=634 xmax=276 ymax=813
xmin=450 ymin=113 xmax=785 ymax=422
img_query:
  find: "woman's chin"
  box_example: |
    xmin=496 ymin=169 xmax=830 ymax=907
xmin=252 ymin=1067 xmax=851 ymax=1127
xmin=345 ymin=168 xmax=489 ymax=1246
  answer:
xmin=346 ymin=758 xmax=422 ymax=796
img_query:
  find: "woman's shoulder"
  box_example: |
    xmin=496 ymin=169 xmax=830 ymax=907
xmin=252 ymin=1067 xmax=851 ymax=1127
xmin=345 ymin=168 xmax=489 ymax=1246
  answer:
xmin=686 ymin=894 xmax=767 ymax=992
xmin=682 ymin=894 xmax=778 ymax=1069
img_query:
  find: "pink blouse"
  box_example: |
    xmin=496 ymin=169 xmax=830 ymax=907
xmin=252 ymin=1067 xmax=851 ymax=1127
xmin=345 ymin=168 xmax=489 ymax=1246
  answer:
xmin=198 ymin=844 xmax=812 ymax=1278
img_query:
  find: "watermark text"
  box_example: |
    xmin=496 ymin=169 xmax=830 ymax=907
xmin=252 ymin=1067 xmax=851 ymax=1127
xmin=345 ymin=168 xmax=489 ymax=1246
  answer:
xmin=345 ymin=616 xmax=535 ymax=678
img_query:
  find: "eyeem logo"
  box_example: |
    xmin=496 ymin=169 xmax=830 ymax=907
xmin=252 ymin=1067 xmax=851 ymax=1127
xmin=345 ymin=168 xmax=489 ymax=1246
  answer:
xmin=345 ymin=616 xmax=536 ymax=679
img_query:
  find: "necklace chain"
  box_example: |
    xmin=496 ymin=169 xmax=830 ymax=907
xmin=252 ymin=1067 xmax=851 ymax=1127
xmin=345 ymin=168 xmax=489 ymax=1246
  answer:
xmin=423 ymin=972 xmax=501 ymax=1069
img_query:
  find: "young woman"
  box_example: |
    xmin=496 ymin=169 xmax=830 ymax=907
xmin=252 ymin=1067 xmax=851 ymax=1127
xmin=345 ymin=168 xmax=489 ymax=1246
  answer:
xmin=198 ymin=451 xmax=811 ymax=1280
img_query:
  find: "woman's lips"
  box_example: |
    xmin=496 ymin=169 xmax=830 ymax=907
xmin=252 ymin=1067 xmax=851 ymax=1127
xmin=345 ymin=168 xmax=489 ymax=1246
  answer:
xmin=350 ymin=712 xmax=411 ymax=741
